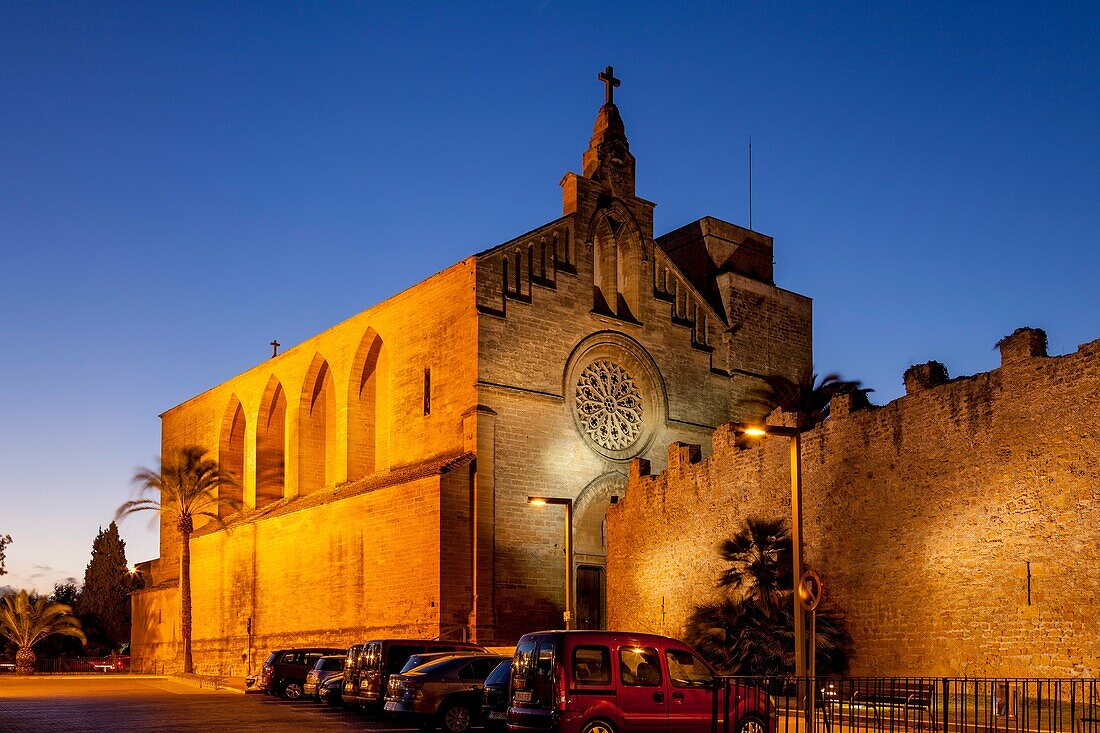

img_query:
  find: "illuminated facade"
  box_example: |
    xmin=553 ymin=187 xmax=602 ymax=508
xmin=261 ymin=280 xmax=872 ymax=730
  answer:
xmin=132 ymin=74 xmax=812 ymax=674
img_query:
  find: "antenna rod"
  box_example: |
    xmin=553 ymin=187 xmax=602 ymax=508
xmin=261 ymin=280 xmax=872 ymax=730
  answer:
xmin=748 ymin=135 xmax=753 ymax=231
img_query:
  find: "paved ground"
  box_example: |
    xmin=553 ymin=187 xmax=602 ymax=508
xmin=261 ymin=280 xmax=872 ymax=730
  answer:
xmin=0 ymin=676 xmax=438 ymax=732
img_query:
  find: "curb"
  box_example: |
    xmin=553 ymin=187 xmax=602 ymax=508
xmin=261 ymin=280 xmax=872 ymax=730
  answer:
xmin=169 ymin=673 xmax=246 ymax=694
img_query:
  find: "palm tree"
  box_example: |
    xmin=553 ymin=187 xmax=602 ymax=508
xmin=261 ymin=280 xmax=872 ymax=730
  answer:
xmin=717 ymin=518 xmax=792 ymax=611
xmin=0 ymin=590 xmax=87 ymax=674
xmin=743 ymin=367 xmax=868 ymax=429
xmin=684 ymin=517 xmax=852 ymax=676
xmin=116 ymin=445 xmax=241 ymax=674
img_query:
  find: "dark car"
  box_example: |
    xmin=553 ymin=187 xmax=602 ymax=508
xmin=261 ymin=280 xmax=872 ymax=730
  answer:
xmin=508 ymin=630 xmax=777 ymax=733
xmin=384 ymin=653 xmax=506 ymax=732
xmin=319 ymin=672 xmax=345 ymax=707
xmin=260 ymin=647 xmax=346 ymax=700
xmin=343 ymin=639 xmax=488 ymax=711
xmin=481 ymin=659 xmax=511 ymax=731
xmin=305 ymin=654 xmax=346 ymax=699
xmin=398 ymin=651 xmax=476 ymax=674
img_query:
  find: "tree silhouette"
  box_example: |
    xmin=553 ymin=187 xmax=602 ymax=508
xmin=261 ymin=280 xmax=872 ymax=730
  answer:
xmin=0 ymin=534 xmax=11 ymax=576
xmin=75 ymin=522 xmax=133 ymax=651
xmin=743 ymin=368 xmax=869 ymax=429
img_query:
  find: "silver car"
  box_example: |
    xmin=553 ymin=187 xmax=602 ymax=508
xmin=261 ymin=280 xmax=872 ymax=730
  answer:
xmin=304 ymin=655 xmax=346 ymax=700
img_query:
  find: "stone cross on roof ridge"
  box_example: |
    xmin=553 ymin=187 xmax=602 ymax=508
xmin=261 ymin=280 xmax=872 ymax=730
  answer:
xmin=598 ymin=65 xmax=621 ymax=105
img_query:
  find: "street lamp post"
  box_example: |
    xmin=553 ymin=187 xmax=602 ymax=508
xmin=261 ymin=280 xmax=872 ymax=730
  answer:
xmin=528 ymin=496 xmax=575 ymax=630
xmin=735 ymin=423 xmax=808 ymax=682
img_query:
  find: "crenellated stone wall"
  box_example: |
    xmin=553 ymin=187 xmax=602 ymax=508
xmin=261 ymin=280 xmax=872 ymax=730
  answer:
xmin=607 ymin=328 xmax=1100 ymax=677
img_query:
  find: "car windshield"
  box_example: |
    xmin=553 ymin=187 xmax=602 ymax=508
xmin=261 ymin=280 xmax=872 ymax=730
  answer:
xmin=512 ymin=640 xmax=537 ymax=684
xmin=404 ymin=657 xmax=468 ymax=676
xmin=485 ymin=660 xmax=511 ymax=686
xmin=319 ymin=658 xmax=344 ymax=671
xmin=264 ymin=653 xmax=277 ymax=665
xmin=399 ymin=655 xmax=435 ymax=673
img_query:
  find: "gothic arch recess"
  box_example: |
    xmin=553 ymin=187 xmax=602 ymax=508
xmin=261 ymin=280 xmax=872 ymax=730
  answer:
xmin=347 ymin=328 xmax=390 ymax=481
xmin=298 ymin=353 xmax=337 ymax=495
xmin=590 ymin=204 xmax=644 ymax=321
xmin=256 ymin=376 xmax=286 ymax=508
xmin=573 ymin=472 xmax=629 ymax=559
xmin=217 ymin=395 xmax=245 ymax=517
xmin=572 ymin=472 xmax=628 ymax=630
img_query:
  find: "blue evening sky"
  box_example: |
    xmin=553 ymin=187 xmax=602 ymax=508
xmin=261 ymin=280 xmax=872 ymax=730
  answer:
xmin=1 ymin=2 xmax=1097 ymax=592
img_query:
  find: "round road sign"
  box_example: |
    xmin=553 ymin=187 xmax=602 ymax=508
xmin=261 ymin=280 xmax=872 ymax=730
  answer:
xmin=798 ymin=569 xmax=824 ymax=612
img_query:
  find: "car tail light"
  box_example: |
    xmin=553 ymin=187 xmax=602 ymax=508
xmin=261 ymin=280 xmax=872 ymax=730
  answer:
xmin=554 ymin=667 xmax=567 ymax=711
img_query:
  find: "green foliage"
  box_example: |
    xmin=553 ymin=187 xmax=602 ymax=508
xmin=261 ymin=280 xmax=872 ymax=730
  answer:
xmin=743 ymin=368 xmax=869 ymax=429
xmin=37 ymin=583 xmax=85 ymax=657
xmin=684 ymin=517 xmax=853 ymax=676
xmin=718 ymin=518 xmax=792 ymax=608
xmin=50 ymin=582 xmax=80 ymax=607
xmin=117 ymin=445 xmax=242 ymax=536
xmin=74 ymin=523 xmax=133 ymax=651
xmin=687 ymin=596 xmax=852 ymax=677
xmin=0 ymin=534 xmax=11 ymax=576
xmin=0 ymin=589 xmax=86 ymax=652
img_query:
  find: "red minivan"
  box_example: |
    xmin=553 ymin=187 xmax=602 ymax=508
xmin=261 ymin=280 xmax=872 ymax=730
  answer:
xmin=507 ymin=631 xmax=775 ymax=733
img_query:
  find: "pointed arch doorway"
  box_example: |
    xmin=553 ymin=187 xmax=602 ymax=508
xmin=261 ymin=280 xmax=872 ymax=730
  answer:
xmin=572 ymin=472 xmax=628 ymax=630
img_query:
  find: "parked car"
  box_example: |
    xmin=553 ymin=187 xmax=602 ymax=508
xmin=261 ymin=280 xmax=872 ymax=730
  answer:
xmin=260 ymin=647 xmax=346 ymax=700
xmin=304 ymin=654 xmax=346 ymax=700
xmin=481 ymin=659 xmax=512 ymax=731
xmin=507 ymin=630 xmax=776 ymax=733
xmin=399 ymin=650 xmax=476 ymax=674
xmin=319 ymin=672 xmax=345 ymax=707
xmin=343 ymin=639 xmax=488 ymax=711
xmin=384 ymin=653 xmax=506 ymax=732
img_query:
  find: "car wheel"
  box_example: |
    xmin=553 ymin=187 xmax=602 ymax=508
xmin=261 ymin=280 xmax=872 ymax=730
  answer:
xmin=441 ymin=702 xmax=473 ymax=732
xmin=737 ymin=713 xmax=768 ymax=733
xmin=281 ymin=681 xmax=304 ymax=700
xmin=582 ymin=720 xmax=618 ymax=733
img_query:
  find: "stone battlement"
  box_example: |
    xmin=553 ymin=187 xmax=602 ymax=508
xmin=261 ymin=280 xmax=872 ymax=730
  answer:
xmin=609 ymin=328 xmax=1100 ymax=678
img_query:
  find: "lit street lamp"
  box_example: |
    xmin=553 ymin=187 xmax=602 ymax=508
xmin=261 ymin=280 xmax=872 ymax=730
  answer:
xmin=733 ymin=423 xmax=809 ymax=681
xmin=528 ymin=496 xmax=574 ymax=630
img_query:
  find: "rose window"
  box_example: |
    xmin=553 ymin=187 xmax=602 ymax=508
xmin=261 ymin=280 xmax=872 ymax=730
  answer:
xmin=574 ymin=361 xmax=644 ymax=451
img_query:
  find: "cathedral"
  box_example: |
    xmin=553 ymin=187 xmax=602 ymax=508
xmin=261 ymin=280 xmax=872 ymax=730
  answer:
xmin=132 ymin=68 xmax=812 ymax=674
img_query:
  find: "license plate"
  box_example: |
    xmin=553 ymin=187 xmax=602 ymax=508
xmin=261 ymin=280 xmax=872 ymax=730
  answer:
xmin=514 ymin=690 xmax=533 ymax=703
xmin=489 ymin=711 xmax=506 ymax=720
xmin=384 ymin=701 xmax=399 ymax=712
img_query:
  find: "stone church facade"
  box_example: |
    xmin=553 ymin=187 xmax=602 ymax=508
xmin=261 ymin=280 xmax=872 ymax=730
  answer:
xmin=132 ymin=72 xmax=812 ymax=674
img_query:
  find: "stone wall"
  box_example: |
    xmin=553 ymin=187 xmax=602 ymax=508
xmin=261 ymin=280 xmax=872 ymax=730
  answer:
xmin=607 ymin=329 xmax=1100 ymax=677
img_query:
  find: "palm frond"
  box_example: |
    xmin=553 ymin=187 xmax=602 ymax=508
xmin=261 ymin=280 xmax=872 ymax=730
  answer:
xmin=0 ymin=590 xmax=87 ymax=649
xmin=119 ymin=445 xmax=243 ymax=536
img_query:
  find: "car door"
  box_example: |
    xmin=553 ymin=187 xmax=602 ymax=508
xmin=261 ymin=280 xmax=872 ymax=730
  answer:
xmin=616 ymin=645 xmax=668 ymax=732
xmin=665 ymin=648 xmax=716 ymax=733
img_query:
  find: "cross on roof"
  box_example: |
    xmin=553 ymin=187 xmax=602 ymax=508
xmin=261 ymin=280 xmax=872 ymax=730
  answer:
xmin=598 ymin=65 xmax=621 ymax=105
xmin=270 ymin=339 xmax=280 ymax=358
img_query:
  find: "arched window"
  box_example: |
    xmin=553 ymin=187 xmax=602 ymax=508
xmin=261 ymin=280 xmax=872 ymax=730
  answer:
xmin=256 ymin=376 xmax=286 ymax=507
xmin=298 ymin=354 xmax=336 ymax=494
xmin=347 ymin=329 xmax=389 ymax=481
xmin=217 ymin=395 xmax=245 ymax=517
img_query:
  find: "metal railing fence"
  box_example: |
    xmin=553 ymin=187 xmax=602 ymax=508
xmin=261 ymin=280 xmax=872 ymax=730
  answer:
xmin=711 ymin=677 xmax=1100 ymax=733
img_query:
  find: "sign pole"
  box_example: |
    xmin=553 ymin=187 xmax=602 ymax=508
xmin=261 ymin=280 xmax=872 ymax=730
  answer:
xmin=799 ymin=570 xmax=824 ymax=733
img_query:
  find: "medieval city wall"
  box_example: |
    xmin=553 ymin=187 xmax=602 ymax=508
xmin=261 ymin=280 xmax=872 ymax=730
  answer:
xmin=607 ymin=330 xmax=1100 ymax=677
